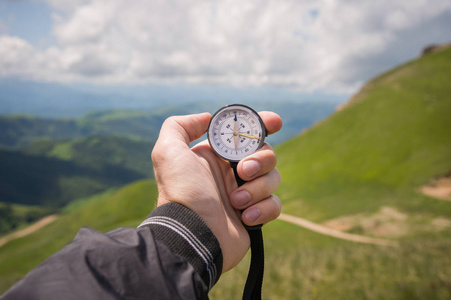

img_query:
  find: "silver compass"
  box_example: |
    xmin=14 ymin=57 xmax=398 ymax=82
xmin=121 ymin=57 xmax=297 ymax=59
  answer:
xmin=207 ymin=104 xmax=266 ymax=163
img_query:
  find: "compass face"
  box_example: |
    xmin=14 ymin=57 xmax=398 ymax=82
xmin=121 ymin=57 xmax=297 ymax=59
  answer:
xmin=207 ymin=104 xmax=266 ymax=162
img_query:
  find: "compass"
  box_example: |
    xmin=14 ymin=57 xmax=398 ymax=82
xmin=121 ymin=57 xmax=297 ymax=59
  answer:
xmin=208 ymin=104 xmax=266 ymax=300
xmin=207 ymin=104 xmax=266 ymax=163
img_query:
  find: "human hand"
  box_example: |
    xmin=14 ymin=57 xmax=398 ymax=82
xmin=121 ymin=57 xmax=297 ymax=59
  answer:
xmin=151 ymin=111 xmax=282 ymax=272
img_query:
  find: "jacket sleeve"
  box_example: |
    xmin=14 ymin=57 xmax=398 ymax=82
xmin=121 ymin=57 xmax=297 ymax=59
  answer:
xmin=1 ymin=203 xmax=223 ymax=300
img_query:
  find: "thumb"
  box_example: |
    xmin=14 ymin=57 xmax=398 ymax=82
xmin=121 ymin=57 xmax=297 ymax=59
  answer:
xmin=158 ymin=113 xmax=212 ymax=146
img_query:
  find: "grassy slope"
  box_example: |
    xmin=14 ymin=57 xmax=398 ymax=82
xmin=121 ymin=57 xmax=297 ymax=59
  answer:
xmin=24 ymin=135 xmax=154 ymax=178
xmin=1 ymin=50 xmax=451 ymax=298
xmin=212 ymin=221 xmax=451 ymax=299
xmin=0 ymin=180 xmax=157 ymax=293
xmin=0 ymin=202 xmax=55 ymax=235
xmin=212 ymin=47 xmax=451 ymax=299
xmin=0 ymin=147 xmax=147 ymax=207
xmin=1 ymin=180 xmax=449 ymax=299
xmin=77 ymin=110 xmax=163 ymax=142
xmin=277 ymin=47 xmax=451 ymax=222
xmin=0 ymin=110 xmax=161 ymax=149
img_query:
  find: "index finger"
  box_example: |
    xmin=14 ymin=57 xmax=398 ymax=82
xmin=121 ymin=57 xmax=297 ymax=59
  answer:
xmin=259 ymin=111 xmax=282 ymax=135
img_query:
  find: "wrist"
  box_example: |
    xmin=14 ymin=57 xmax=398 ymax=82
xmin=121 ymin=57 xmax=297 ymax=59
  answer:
xmin=157 ymin=196 xmax=250 ymax=273
xmin=138 ymin=203 xmax=223 ymax=290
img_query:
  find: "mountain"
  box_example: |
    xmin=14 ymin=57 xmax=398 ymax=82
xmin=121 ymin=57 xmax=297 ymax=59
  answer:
xmin=277 ymin=44 xmax=451 ymax=222
xmin=2 ymin=47 xmax=450 ymax=298
xmin=0 ymin=101 xmax=337 ymax=148
xmin=22 ymin=135 xmax=154 ymax=179
xmin=0 ymin=135 xmax=154 ymax=207
xmin=0 ymin=111 xmax=162 ymax=149
xmin=0 ymin=79 xmax=344 ymax=118
xmin=0 ymin=100 xmax=336 ymax=208
xmin=0 ymin=116 xmax=82 ymax=149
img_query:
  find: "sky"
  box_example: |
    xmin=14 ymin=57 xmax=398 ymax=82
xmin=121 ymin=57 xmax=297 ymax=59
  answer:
xmin=0 ymin=0 xmax=450 ymax=101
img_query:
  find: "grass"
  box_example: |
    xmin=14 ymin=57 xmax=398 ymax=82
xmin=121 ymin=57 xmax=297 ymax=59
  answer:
xmin=211 ymin=220 xmax=451 ymax=299
xmin=1 ymin=181 xmax=451 ymax=299
xmin=81 ymin=110 xmax=150 ymax=122
xmin=0 ymin=202 xmax=55 ymax=235
xmin=25 ymin=136 xmax=154 ymax=177
xmin=214 ymin=46 xmax=449 ymax=299
xmin=1 ymin=47 xmax=451 ymax=298
xmin=0 ymin=180 xmax=158 ymax=293
xmin=276 ymin=46 xmax=451 ymax=222
xmin=49 ymin=141 xmax=74 ymax=160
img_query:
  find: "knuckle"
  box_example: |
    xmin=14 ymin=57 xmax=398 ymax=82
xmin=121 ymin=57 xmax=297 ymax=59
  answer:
xmin=266 ymin=169 xmax=281 ymax=190
xmin=262 ymin=142 xmax=274 ymax=151
xmin=164 ymin=115 xmax=178 ymax=124
xmin=151 ymin=140 xmax=171 ymax=164
xmin=270 ymin=195 xmax=282 ymax=219
xmin=150 ymin=146 xmax=161 ymax=164
xmin=268 ymin=151 xmax=277 ymax=168
xmin=273 ymin=168 xmax=281 ymax=184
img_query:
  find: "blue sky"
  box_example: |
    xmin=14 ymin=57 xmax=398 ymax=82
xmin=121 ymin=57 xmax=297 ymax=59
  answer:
xmin=0 ymin=1 xmax=53 ymax=48
xmin=0 ymin=0 xmax=450 ymax=105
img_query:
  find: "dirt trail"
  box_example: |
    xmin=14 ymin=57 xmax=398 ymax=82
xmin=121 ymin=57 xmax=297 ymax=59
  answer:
xmin=420 ymin=174 xmax=451 ymax=201
xmin=0 ymin=215 xmax=59 ymax=248
xmin=421 ymin=186 xmax=451 ymax=201
xmin=278 ymin=213 xmax=399 ymax=247
xmin=0 ymin=212 xmax=400 ymax=248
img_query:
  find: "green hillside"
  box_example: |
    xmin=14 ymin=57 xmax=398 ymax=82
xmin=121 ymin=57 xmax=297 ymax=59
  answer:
xmin=278 ymin=46 xmax=451 ymax=224
xmin=0 ymin=136 xmax=153 ymax=207
xmin=77 ymin=110 xmax=163 ymax=142
xmin=215 ymin=46 xmax=451 ymax=298
xmin=0 ymin=202 xmax=55 ymax=234
xmin=23 ymin=135 xmax=154 ymax=178
xmin=0 ymin=116 xmax=81 ymax=149
xmin=1 ymin=48 xmax=451 ymax=298
xmin=0 ymin=111 xmax=162 ymax=149
xmin=1 ymin=180 xmax=450 ymax=299
xmin=0 ymin=180 xmax=158 ymax=292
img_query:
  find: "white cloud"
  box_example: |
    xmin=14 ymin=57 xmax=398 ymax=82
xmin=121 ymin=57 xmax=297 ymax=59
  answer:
xmin=0 ymin=36 xmax=38 ymax=77
xmin=1 ymin=0 xmax=450 ymax=93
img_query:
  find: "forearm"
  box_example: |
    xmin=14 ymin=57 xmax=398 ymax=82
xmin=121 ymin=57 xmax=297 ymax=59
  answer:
xmin=2 ymin=203 xmax=223 ymax=300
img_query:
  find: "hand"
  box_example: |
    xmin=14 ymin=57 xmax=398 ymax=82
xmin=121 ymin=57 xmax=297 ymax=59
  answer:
xmin=151 ymin=112 xmax=282 ymax=272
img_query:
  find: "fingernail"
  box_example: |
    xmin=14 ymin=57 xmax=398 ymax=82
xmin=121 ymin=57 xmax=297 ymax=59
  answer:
xmin=232 ymin=190 xmax=251 ymax=207
xmin=243 ymin=160 xmax=260 ymax=178
xmin=244 ymin=208 xmax=261 ymax=222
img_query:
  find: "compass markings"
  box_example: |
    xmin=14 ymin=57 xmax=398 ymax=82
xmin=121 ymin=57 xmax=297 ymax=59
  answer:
xmin=208 ymin=105 xmax=265 ymax=161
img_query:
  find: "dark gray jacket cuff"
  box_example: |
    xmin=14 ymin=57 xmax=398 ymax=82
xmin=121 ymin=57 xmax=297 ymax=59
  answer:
xmin=138 ymin=203 xmax=223 ymax=290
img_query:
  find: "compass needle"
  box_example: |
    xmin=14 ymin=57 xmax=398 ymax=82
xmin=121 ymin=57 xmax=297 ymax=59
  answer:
xmin=239 ymin=133 xmax=260 ymax=140
xmin=233 ymin=114 xmax=239 ymax=152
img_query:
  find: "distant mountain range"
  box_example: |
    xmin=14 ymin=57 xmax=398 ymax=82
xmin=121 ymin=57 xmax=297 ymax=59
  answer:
xmin=0 ymin=101 xmax=337 ymax=209
xmin=0 ymin=101 xmax=337 ymax=147
xmin=0 ymin=79 xmax=345 ymax=118
xmin=0 ymin=75 xmax=342 ymax=234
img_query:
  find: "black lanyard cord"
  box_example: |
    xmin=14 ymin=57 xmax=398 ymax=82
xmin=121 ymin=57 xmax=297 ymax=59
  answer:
xmin=231 ymin=162 xmax=265 ymax=300
xmin=243 ymin=228 xmax=264 ymax=300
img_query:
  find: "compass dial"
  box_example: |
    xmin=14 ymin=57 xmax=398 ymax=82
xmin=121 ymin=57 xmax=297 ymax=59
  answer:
xmin=207 ymin=104 xmax=266 ymax=162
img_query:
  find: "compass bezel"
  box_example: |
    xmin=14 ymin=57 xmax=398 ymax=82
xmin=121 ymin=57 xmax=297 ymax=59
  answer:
xmin=207 ymin=104 xmax=266 ymax=163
